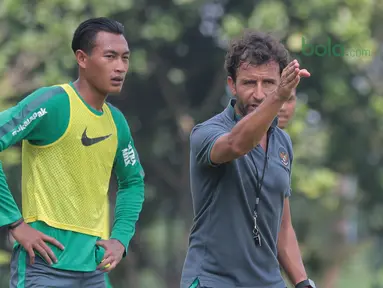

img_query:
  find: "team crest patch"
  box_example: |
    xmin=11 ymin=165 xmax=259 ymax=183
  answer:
xmin=278 ymin=147 xmax=289 ymax=166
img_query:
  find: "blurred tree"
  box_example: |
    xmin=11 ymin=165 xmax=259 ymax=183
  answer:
xmin=0 ymin=0 xmax=382 ymax=287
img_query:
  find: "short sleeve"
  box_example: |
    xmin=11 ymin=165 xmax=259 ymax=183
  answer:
xmin=190 ymin=122 xmax=228 ymax=167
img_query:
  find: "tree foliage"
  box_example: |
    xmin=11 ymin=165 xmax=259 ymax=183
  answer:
xmin=0 ymin=0 xmax=382 ymax=287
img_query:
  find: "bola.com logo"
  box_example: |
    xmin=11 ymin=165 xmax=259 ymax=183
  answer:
xmin=300 ymin=37 xmax=372 ymax=58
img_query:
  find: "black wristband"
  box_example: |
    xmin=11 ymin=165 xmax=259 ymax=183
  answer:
xmin=295 ymin=279 xmax=316 ymax=288
xmin=8 ymin=219 xmax=24 ymax=230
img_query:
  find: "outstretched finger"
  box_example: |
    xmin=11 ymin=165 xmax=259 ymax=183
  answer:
xmin=43 ymin=235 xmax=65 ymax=250
xmin=299 ymin=69 xmax=311 ymax=77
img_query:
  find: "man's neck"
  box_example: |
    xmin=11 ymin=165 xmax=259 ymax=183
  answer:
xmin=233 ymin=103 xmax=243 ymax=119
xmin=72 ymin=79 xmax=106 ymax=112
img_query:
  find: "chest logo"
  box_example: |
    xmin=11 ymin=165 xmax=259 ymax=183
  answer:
xmin=278 ymin=147 xmax=289 ymax=166
xmin=81 ymin=128 xmax=111 ymax=146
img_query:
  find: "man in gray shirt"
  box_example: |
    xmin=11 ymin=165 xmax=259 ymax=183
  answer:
xmin=181 ymin=31 xmax=316 ymax=288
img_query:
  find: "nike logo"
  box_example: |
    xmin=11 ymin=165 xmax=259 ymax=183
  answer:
xmin=81 ymin=128 xmax=112 ymax=146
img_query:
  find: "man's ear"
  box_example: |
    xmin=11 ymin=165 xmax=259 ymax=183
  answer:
xmin=227 ymin=76 xmax=236 ymax=96
xmin=75 ymin=50 xmax=88 ymax=69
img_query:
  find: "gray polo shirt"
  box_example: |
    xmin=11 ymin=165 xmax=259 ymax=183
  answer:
xmin=181 ymin=99 xmax=293 ymax=288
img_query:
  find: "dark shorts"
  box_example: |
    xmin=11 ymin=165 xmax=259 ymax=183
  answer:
xmin=10 ymin=245 xmax=107 ymax=288
xmin=186 ymin=278 xmax=287 ymax=288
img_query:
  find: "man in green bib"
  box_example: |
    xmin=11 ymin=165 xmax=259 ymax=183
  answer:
xmin=0 ymin=17 xmax=145 ymax=287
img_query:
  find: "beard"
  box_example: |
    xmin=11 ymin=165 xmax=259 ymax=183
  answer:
xmin=235 ymin=98 xmax=258 ymax=117
xmin=234 ymin=97 xmax=248 ymax=116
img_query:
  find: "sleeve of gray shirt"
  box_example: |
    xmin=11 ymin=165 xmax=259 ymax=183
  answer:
xmin=190 ymin=122 xmax=228 ymax=167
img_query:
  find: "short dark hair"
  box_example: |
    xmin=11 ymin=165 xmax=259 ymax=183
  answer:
xmin=71 ymin=17 xmax=124 ymax=54
xmin=224 ymin=30 xmax=290 ymax=81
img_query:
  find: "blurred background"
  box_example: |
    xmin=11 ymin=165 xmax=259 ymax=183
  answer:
xmin=0 ymin=0 xmax=383 ymax=287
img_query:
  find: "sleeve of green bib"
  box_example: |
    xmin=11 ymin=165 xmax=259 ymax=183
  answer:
xmin=109 ymin=104 xmax=145 ymax=256
xmin=0 ymin=162 xmax=21 ymax=227
xmin=0 ymin=85 xmax=70 ymax=227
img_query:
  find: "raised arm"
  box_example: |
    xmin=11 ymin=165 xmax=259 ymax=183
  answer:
xmin=209 ymin=60 xmax=309 ymax=165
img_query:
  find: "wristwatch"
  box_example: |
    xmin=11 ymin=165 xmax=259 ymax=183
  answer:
xmin=295 ymin=279 xmax=316 ymax=288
